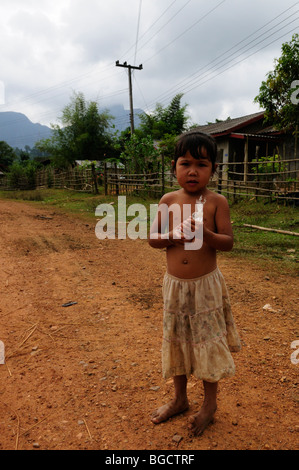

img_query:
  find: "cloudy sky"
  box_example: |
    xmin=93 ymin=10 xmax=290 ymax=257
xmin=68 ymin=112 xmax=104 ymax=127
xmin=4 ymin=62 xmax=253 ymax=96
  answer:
xmin=0 ymin=0 xmax=298 ymax=131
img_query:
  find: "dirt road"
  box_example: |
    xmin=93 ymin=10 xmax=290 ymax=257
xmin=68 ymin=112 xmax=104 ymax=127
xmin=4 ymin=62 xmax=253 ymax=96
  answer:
xmin=0 ymin=199 xmax=298 ymax=450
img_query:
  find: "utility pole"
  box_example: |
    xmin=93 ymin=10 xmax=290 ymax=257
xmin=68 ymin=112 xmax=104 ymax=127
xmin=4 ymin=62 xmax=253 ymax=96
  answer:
xmin=116 ymin=61 xmax=143 ymax=135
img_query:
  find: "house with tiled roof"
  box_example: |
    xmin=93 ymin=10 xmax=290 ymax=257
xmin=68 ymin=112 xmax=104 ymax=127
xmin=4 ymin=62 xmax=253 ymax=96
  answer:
xmin=193 ymin=111 xmax=299 ymax=190
xmin=194 ymin=111 xmax=297 ymax=182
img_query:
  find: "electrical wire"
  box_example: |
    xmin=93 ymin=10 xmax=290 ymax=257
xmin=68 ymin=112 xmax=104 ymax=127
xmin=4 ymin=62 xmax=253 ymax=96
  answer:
xmin=183 ymin=25 xmax=298 ymax=97
xmin=144 ymin=0 xmax=226 ymax=64
xmin=1 ymin=2 xmax=298 ymax=141
xmin=142 ymin=4 xmax=299 ymax=110
xmin=134 ymin=0 xmax=143 ymax=65
xmin=119 ymin=0 xmax=194 ymax=65
xmin=130 ymin=0 xmax=194 ymax=58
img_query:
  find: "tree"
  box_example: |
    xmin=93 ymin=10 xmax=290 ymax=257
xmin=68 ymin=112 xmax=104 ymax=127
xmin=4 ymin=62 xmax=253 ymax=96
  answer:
xmin=158 ymin=133 xmax=178 ymax=164
xmin=139 ymin=94 xmax=189 ymax=139
xmin=0 ymin=141 xmax=16 ymax=171
xmin=36 ymin=92 xmax=114 ymax=167
xmin=7 ymin=160 xmax=40 ymax=190
xmin=254 ymin=34 xmax=299 ymax=130
xmin=120 ymin=133 xmax=160 ymax=173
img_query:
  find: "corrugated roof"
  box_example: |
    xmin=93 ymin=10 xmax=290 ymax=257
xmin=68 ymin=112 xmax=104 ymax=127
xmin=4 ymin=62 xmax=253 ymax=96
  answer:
xmin=194 ymin=111 xmax=265 ymax=135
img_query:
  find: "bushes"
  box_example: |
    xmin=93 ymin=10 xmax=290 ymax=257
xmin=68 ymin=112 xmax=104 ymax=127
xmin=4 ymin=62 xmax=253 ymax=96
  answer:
xmin=7 ymin=161 xmax=39 ymax=190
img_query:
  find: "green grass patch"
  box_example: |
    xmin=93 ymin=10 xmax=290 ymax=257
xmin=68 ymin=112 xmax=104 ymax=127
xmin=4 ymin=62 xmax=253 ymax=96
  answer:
xmin=228 ymin=198 xmax=298 ymax=275
xmin=0 ymin=189 xmax=298 ymax=275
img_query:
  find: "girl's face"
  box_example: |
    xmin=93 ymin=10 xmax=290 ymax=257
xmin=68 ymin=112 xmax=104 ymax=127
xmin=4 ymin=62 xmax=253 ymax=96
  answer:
xmin=173 ymin=149 xmax=214 ymax=194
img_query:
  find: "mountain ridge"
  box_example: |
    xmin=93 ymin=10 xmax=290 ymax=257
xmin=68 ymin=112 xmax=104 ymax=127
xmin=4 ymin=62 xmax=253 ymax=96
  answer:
xmin=0 ymin=112 xmax=53 ymax=149
xmin=0 ymin=105 xmax=144 ymax=149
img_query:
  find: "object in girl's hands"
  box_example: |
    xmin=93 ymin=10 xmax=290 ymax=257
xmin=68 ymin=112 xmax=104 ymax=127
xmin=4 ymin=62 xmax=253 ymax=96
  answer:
xmin=192 ymin=203 xmax=203 ymax=222
xmin=192 ymin=196 xmax=205 ymax=223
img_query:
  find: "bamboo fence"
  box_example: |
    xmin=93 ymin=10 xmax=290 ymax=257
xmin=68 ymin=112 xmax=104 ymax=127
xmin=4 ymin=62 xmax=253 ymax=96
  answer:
xmin=0 ymin=157 xmax=298 ymax=203
xmin=103 ymin=158 xmax=299 ymax=204
xmin=0 ymin=167 xmax=95 ymax=193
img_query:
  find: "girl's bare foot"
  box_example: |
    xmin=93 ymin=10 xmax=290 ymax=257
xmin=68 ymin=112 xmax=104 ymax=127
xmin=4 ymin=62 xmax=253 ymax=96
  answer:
xmin=188 ymin=403 xmax=216 ymax=436
xmin=151 ymin=398 xmax=189 ymax=424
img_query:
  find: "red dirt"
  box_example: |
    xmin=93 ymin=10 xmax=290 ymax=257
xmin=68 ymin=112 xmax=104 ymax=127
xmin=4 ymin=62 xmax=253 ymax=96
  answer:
xmin=0 ymin=199 xmax=298 ymax=450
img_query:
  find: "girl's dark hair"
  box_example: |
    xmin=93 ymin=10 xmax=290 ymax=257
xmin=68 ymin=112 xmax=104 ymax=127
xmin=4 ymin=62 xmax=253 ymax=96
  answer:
xmin=174 ymin=130 xmax=218 ymax=172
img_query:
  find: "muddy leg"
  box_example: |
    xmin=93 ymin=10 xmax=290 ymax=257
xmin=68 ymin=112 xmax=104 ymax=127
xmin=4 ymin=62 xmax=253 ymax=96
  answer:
xmin=188 ymin=380 xmax=218 ymax=436
xmin=151 ymin=375 xmax=189 ymax=424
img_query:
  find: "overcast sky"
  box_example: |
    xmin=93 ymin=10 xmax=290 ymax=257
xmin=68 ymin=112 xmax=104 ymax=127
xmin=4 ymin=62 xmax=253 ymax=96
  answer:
xmin=0 ymin=0 xmax=298 ymax=131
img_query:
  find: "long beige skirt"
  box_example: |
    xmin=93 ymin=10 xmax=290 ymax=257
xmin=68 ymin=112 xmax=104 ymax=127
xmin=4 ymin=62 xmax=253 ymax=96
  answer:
xmin=162 ymin=268 xmax=241 ymax=382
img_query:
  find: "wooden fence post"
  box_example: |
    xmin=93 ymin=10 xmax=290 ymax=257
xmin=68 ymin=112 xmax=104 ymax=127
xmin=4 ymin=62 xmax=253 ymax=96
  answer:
xmin=255 ymin=146 xmax=259 ymax=201
xmin=161 ymin=153 xmax=165 ymax=197
xmin=114 ymin=162 xmax=119 ymax=195
xmin=233 ymin=180 xmax=236 ymax=203
xmin=104 ymin=162 xmax=108 ymax=195
xmin=244 ymin=136 xmax=249 ymax=184
xmin=217 ymin=164 xmax=222 ymax=194
xmin=91 ymin=163 xmax=98 ymax=194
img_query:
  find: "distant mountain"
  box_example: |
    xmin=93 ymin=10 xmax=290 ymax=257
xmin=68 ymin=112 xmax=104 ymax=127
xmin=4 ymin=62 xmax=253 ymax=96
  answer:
xmin=0 ymin=105 xmax=144 ymax=150
xmin=108 ymin=104 xmax=144 ymax=133
xmin=0 ymin=112 xmax=53 ymax=149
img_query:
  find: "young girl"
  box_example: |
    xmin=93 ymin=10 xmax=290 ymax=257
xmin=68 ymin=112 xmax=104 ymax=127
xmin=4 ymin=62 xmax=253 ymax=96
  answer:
xmin=149 ymin=130 xmax=241 ymax=436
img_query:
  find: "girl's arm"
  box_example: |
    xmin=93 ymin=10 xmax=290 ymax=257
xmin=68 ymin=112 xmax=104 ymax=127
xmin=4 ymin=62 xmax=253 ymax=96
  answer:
xmin=148 ymin=194 xmax=186 ymax=249
xmin=202 ymin=195 xmax=234 ymax=252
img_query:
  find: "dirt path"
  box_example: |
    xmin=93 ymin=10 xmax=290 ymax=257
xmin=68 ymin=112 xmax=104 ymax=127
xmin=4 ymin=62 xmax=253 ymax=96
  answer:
xmin=0 ymin=199 xmax=298 ymax=450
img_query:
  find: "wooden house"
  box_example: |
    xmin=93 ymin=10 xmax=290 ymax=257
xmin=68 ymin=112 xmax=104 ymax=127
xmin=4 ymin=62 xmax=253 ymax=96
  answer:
xmin=195 ymin=111 xmax=298 ymax=180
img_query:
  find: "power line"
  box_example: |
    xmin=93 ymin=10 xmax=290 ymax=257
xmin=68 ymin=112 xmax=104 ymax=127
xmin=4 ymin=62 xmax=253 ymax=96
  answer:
xmin=131 ymin=0 xmax=194 ymax=57
xmin=184 ymin=26 xmax=299 ymax=97
xmin=121 ymin=0 xmax=192 ymax=62
xmin=177 ymin=19 xmax=299 ymax=98
xmin=134 ymin=0 xmax=143 ymax=65
xmin=144 ymin=0 xmax=226 ymax=64
xmin=1 ymin=2 xmax=182 ymax=112
xmin=2 ymin=2 xmax=298 ymax=141
xmin=0 ymin=61 xmax=117 ymax=110
xmin=143 ymin=5 xmax=299 ymax=110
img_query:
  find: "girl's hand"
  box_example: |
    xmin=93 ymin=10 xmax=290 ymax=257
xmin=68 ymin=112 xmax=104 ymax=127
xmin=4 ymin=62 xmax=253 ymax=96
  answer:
xmin=166 ymin=226 xmax=187 ymax=245
xmin=169 ymin=217 xmax=197 ymax=245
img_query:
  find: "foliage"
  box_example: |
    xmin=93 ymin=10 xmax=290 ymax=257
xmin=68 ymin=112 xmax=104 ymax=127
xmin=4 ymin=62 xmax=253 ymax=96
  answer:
xmin=254 ymin=33 xmax=299 ymax=130
xmin=138 ymin=94 xmax=189 ymax=140
xmin=14 ymin=145 xmax=47 ymax=162
xmin=120 ymin=133 xmax=160 ymax=173
xmin=36 ymin=92 xmax=114 ymax=168
xmin=251 ymin=155 xmax=287 ymax=175
xmin=7 ymin=160 xmax=40 ymax=190
xmin=206 ymin=117 xmax=231 ymax=125
xmin=0 ymin=141 xmax=17 ymax=171
xmin=157 ymin=133 xmax=177 ymax=164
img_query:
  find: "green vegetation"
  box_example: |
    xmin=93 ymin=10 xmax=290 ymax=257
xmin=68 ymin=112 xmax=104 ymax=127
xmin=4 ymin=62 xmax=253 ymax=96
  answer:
xmin=138 ymin=93 xmax=188 ymax=139
xmin=0 ymin=141 xmax=16 ymax=169
xmin=36 ymin=91 xmax=114 ymax=168
xmin=227 ymin=198 xmax=298 ymax=275
xmin=0 ymin=93 xmax=190 ymax=189
xmin=0 ymin=189 xmax=297 ymax=275
xmin=254 ymin=33 xmax=299 ymax=131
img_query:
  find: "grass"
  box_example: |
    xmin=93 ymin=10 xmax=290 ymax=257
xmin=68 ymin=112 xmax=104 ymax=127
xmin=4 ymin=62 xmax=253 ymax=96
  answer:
xmin=227 ymin=198 xmax=298 ymax=275
xmin=0 ymin=188 xmax=298 ymax=275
